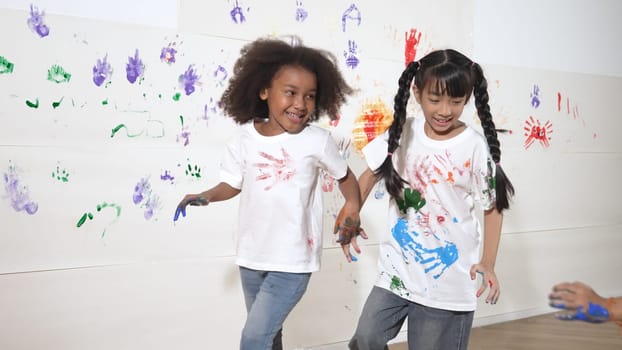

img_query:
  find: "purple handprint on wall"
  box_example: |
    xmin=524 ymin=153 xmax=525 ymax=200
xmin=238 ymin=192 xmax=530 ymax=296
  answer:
xmin=344 ymin=40 xmax=360 ymax=69
xmin=3 ymin=164 xmax=38 ymax=215
xmin=295 ymin=0 xmax=308 ymax=22
xmin=27 ymin=4 xmax=50 ymax=38
xmin=179 ymin=65 xmax=200 ymax=96
xmin=341 ymin=4 xmax=361 ymax=32
xmin=230 ymin=0 xmax=247 ymax=24
xmin=93 ymin=54 xmax=112 ymax=87
xmin=126 ymin=49 xmax=145 ymax=84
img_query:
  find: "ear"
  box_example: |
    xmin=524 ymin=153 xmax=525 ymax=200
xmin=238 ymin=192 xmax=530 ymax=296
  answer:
xmin=259 ymin=88 xmax=268 ymax=101
xmin=412 ymin=85 xmax=422 ymax=104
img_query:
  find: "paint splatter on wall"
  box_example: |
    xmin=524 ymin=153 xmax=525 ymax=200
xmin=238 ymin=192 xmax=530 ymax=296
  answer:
xmin=351 ymin=99 xmax=393 ymax=153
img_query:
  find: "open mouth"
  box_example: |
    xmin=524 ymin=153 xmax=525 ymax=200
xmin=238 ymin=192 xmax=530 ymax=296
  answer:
xmin=433 ymin=117 xmax=452 ymax=126
xmin=286 ymin=111 xmax=306 ymax=123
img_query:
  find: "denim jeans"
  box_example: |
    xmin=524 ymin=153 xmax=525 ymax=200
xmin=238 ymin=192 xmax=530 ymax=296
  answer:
xmin=239 ymin=267 xmax=311 ymax=350
xmin=349 ymin=286 xmax=474 ymax=350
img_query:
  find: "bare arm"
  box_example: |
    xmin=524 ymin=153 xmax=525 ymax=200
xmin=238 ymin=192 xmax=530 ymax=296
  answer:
xmin=174 ymin=182 xmax=241 ymax=221
xmin=470 ymin=208 xmax=503 ymax=304
xmin=358 ymin=166 xmax=381 ymax=206
xmin=337 ymin=167 xmax=361 ymax=214
xmin=196 ymin=182 xmax=241 ymax=203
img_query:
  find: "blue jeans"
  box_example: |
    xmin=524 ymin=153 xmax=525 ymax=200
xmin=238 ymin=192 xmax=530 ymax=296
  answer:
xmin=349 ymin=286 xmax=474 ymax=350
xmin=239 ymin=267 xmax=311 ymax=350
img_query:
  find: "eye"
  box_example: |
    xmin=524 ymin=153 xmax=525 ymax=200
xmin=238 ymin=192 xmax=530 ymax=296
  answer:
xmin=305 ymin=93 xmax=316 ymax=101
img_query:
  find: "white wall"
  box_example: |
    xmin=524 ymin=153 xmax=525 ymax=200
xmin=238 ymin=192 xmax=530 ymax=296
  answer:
xmin=0 ymin=1 xmax=620 ymax=349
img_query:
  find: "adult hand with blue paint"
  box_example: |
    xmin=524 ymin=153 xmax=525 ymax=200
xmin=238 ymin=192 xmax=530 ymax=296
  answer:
xmin=549 ymin=281 xmax=621 ymax=323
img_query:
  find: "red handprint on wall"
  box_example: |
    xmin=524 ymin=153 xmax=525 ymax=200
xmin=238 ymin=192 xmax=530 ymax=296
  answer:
xmin=523 ymin=116 xmax=553 ymax=149
xmin=405 ymin=28 xmax=422 ymax=66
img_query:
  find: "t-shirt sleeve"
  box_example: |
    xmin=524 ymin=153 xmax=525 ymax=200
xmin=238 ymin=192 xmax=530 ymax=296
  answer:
xmin=319 ymin=133 xmax=348 ymax=180
xmin=471 ymin=141 xmax=496 ymax=210
xmin=361 ymin=131 xmax=389 ymax=172
xmin=219 ymin=135 xmax=244 ymax=190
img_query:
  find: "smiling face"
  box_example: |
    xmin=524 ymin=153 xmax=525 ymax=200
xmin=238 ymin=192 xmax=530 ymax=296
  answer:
xmin=414 ymin=79 xmax=468 ymax=140
xmin=257 ymin=65 xmax=317 ymax=136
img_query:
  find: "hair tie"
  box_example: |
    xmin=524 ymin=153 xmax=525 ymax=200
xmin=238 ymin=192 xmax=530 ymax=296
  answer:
xmin=387 ymin=152 xmax=393 ymax=157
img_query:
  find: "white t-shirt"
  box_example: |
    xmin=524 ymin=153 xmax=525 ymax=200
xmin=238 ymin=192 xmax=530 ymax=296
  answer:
xmin=363 ymin=117 xmax=496 ymax=311
xmin=220 ymin=121 xmax=348 ymax=273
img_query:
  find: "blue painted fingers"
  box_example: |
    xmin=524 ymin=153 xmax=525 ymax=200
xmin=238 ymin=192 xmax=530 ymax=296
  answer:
xmin=173 ymin=196 xmax=209 ymax=222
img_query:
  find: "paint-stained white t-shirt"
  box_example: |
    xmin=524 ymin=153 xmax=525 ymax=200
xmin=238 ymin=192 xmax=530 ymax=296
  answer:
xmin=363 ymin=117 xmax=495 ymax=311
xmin=220 ymin=121 xmax=347 ymax=273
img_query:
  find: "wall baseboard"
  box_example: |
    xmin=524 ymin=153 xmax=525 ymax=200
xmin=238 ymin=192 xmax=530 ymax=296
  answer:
xmin=297 ymin=306 xmax=554 ymax=350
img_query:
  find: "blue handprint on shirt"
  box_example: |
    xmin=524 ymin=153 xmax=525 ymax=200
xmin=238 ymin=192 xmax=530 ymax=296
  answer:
xmin=392 ymin=217 xmax=458 ymax=279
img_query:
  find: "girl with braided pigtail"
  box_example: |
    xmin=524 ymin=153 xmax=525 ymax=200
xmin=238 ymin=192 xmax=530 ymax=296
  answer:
xmin=349 ymin=49 xmax=514 ymax=350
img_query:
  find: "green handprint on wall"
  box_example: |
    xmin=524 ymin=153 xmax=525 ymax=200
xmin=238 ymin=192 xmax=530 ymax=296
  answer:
xmin=185 ymin=161 xmax=201 ymax=178
xmin=395 ymin=188 xmax=426 ymax=214
xmin=47 ymin=64 xmax=71 ymax=83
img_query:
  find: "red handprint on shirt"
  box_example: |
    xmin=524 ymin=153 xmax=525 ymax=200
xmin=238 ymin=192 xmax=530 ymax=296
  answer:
xmin=254 ymin=148 xmax=296 ymax=190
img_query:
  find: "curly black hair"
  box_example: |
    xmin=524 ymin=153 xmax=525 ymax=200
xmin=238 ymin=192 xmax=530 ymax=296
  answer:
xmin=220 ymin=36 xmax=353 ymax=124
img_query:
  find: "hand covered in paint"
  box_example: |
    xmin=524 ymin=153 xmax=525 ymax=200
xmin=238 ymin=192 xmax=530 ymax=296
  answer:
xmin=173 ymin=194 xmax=209 ymax=221
xmin=333 ymin=206 xmax=367 ymax=263
xmin=470 ymin=264 xmax=500 ymax=305
xmin=549 ymin=281 xmax=610 ymax=323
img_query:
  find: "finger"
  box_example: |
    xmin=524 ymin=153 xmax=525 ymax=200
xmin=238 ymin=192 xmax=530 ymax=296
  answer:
xmin=358 ymin=228 xmax=369 ymax=240
xmin=486 ymin=280 xmax=499 ymax=304
xmin=548 ymin=292 xmax=569 ymax=309
xmin=337 ymin=228 xmax=353 ymax=245
xmin=350 ymin=237 xmax=362 ymax=254
xmin=469 ymin=266 xmax=481 ymax=281
xmin=476 ymin=283 xmax=487 ymax=298
xmin=333 ymin=222 xmax=343 ymax=236
xmin=549 ymin=296 xmax=568 ymax=309
xmin=475 ymin=273 xmax=487 ymax=298
xmin=341 ymin=244 xmax=352 ymax=263
xmin=552 ymin=282 xmax=574 ymax=293
xmin=173 ymin=205 xmax=185 ymax=222
xmin=336 ymin=232 xmax=349 ymax=244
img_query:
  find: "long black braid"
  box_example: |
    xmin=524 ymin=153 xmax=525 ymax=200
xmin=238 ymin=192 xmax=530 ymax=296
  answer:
xmin=377 ymin=50 xmax=514 ymax=212
xmin=375 ymin=61 xmax=419 ymax=199
xmin=471 ymin=62 xmax=514 ymax=211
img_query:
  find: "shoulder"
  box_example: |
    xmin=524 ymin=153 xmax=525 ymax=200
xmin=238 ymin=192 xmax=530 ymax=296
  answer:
xmin=301 ymin=124 xmax=333 ymax=141
xmin=464 ymin=124 xmax=489 ymax=148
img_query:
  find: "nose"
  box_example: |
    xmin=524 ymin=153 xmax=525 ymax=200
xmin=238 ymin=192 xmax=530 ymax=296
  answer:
xmin=439 ymin=101 xmax=451 ymax=116
xmin=293 ymin=95 xmax=307 ymax=110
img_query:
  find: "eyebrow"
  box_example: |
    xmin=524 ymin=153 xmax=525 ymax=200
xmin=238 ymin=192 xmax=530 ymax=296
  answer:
xmin=283 ymin=84 xmax=317 ymax=93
